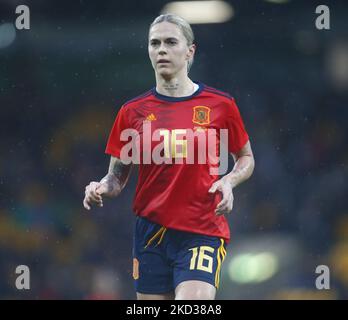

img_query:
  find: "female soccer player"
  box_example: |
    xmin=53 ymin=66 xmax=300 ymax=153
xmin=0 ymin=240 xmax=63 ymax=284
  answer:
xmin=83 ymin=14 xmax=255 ymax=300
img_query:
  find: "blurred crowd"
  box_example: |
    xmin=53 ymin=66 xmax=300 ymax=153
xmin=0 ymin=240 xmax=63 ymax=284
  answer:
xmin=0 ymin=1 xmax=347 ymax=299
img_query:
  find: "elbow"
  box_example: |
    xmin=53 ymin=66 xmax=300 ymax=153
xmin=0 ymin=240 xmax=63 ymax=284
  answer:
xmin=250 ymin=156 xmax=255 ymax=177
xmin=246 ymin=154 xmax=255 ymax=180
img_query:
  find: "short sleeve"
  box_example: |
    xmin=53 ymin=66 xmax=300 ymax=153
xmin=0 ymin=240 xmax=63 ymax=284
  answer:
xmin=105 ymin=105 xmax=131 ymax=158
xmin=226 ymin=99 xmax=249 ymax=154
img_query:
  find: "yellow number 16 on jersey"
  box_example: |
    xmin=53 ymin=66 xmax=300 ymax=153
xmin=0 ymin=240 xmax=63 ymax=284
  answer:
xmin=159 ymin=129 xmax=187 ymax=158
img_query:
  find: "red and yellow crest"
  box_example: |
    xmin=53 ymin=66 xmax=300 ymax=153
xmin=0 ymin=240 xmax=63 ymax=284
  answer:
xmin=192 ymin=106 xmax=211 ymax=125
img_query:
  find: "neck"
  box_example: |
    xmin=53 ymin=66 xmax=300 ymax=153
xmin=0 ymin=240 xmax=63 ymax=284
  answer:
xmin=155 ymin=71 xmax=196 ymax=97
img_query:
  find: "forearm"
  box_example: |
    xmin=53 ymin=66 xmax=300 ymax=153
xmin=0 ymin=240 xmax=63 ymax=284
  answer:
xmin=99 ymin=156 xmax=132 ymax=197
xmin=225 ymin=154 xmax=255 ymax=189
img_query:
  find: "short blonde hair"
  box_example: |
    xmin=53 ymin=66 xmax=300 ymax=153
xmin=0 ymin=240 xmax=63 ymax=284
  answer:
xmin=149 ymin=14 xmax=195 ymax=73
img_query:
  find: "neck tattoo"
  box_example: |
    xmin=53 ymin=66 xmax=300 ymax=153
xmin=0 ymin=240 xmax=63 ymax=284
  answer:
xmin=163 ymin=83 xmax=179 ymax=91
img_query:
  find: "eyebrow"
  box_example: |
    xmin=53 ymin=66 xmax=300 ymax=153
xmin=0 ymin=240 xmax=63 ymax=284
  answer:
xmin=149 ymin=37 xmax=179 ymax=42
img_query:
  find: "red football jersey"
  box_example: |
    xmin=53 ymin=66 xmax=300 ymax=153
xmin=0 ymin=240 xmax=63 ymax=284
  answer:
xmin=105 ymin=83 xmax=249 ymax=243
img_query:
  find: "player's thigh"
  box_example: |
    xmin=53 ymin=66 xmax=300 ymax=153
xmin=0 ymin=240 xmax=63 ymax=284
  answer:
xmin=172 ymin=235 xmax=227 ymax=296
xmin=137 ymin=292 xmax=175 ymax=300
xmin=133 ymin=217 xmax=174 ymax=295
xmin=175 ymin=280 xmax=216 ymax=300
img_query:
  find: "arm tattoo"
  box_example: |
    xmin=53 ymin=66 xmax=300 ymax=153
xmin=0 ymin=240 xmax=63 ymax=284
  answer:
xmin=108 ymin=156 xmax=132 ymax=187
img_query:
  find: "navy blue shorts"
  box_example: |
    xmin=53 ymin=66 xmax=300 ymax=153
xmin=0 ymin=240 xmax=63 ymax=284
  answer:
xmin=132 ymin=216 xmax=227 ymax=294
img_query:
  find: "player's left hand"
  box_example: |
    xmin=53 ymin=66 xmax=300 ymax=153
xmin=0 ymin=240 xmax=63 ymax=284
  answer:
xmin=208 ymin=177 xmax=234 ymax=215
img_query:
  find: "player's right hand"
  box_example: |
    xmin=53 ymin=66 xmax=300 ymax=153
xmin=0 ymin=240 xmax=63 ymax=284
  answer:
xmin=83 ymin=181 xmax=109 ymax=210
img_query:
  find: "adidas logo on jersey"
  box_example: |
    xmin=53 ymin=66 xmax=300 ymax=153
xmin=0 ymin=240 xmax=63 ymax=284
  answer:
xmin=146 ymin=113 xmax=157 ymax=121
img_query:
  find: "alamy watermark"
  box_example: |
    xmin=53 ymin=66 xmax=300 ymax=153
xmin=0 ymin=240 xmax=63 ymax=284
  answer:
xmin=15 ymin=265 xmax=30 ymax=290
xmin=119 ymin=121 xmax=229 ymax=175
xmin=315 ymin=5 xmax=330 ymax=30
xmin=315 ymin=265 xmax=330 ymax=290
xmin=15 ymin=5 xmax=30 ymax=30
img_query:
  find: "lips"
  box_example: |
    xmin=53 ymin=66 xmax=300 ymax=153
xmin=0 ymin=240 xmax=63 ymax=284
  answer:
xmin=157 ymin=59 xmax=170 ymax=63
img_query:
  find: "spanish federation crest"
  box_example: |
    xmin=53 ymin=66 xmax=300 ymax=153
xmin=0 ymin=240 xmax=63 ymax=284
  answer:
xmin=192 ymin=106 xmax=211 ymax=125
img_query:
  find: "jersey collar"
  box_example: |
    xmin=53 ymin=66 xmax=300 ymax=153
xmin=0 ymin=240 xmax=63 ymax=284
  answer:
xmin=151 ymin=81 xmax=204 ymax=102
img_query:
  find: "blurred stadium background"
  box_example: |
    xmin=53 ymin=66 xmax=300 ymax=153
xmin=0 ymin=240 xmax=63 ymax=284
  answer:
xmin=0 ymin=0 xmax=347 ymax=299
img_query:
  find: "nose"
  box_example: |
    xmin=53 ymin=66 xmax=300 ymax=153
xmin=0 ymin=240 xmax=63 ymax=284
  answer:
xmin=158 ymin=42 xmax=167 ymax=55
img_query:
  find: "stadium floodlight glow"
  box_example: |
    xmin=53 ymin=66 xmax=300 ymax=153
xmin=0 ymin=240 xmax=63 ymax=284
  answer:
xmin=161 ymin=1 xmax=234 ymax=24
xmin=0 ymin=23 xmax=16 ymax=49
xmin=264 ymin=0 xmax=290 ymax=4
xmin=228 ymin=252 xmax=279 ymax=284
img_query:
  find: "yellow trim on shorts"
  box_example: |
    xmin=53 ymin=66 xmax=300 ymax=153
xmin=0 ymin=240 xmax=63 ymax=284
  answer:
xmin=144 ymin=226 xmax=167 ymax=248
xmin=156 ymin=228 xmax=167 ymax=246
xmin=215 ymin=239 xmax=227 ymax=289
